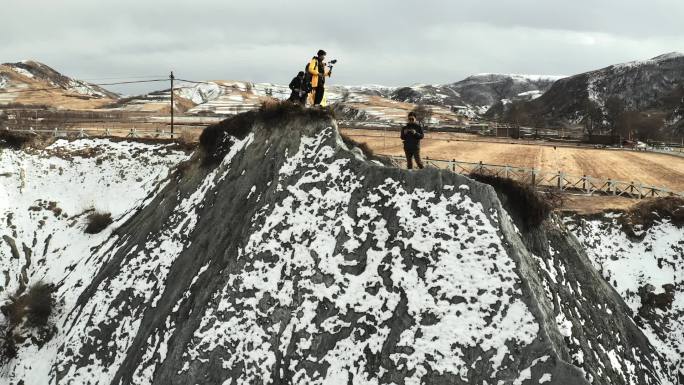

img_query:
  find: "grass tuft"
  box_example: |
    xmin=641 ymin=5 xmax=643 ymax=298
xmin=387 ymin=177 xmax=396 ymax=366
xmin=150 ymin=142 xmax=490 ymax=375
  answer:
xmin=84 ymin=211 xmax=113 ymax=234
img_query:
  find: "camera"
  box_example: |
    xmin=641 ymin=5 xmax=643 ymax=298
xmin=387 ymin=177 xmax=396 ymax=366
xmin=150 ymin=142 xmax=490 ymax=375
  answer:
xmin=327 ymin=59 xmax=338 ymax=67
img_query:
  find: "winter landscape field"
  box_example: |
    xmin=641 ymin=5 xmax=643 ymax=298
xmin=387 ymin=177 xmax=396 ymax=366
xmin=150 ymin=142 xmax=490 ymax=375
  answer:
xmin=1 ymin=1 xmax=684 ymax=384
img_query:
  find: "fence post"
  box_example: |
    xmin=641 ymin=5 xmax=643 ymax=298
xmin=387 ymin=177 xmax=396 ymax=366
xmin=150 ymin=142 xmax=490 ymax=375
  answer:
xmin=531 ymin=170 xmax=536 ymax=186
xmin=452 ymin=159 xmax=456 ymax=172
xmin=582 ymin=175 xmax=587 ymax=193
xmin=478 ymin=161 xmax=483 ymax=174
xmin=557 ymin=171 xmax=561 ymax=189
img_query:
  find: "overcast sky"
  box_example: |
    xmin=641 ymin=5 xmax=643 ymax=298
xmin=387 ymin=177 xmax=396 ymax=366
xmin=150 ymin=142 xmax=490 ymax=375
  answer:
xmin=2 ymin=0 xmax=683 ymax=95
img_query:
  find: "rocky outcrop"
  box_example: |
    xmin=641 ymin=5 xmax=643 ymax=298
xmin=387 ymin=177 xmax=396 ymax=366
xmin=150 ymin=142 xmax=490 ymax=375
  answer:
xmin=1 ymin=107 xmax=680 ymax=384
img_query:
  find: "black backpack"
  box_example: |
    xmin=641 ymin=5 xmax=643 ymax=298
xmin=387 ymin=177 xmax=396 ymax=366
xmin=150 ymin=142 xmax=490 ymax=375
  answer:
xmin=303 ymin=59 xmax=317 ymax=92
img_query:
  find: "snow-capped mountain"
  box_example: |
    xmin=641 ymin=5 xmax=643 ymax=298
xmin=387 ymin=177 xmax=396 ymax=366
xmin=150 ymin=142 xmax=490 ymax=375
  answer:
xmin=1 ymin=106 xmax=681 ymax=384
xmin=0 ymin=61 xmax=119 ymax=105
xmin=390 ymin=74 xmax=563 ymax=111
xmin=493 ymin=53 xmax=684 ymax=127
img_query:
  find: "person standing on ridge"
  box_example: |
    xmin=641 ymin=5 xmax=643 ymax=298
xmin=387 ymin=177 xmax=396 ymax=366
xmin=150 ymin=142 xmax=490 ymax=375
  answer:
xmin=401 ymin=112 xmax=425 ymax=169
xmin=288 ymin=71 xmax=308 ymax=104
xmin=306 ymin=49 xmax=331 ymax=106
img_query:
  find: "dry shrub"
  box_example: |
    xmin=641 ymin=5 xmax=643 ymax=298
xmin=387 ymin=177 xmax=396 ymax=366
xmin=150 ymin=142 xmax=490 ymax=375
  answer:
xmin=4 ymin=282 xmax=56 ymax=327
xmin=177 ymin=130 xmax=198 ymax=146
xmin=0 ymin=130 xmax=36 ymax=150
xmin=470 ymin=172 xmax=551 ymax=229
xmin=85 ymin=211 xmax=113 ymax=234
xmin=620 ymin=197 xmax=684 ymax=236
xmin=0 ymin=282 xmax=56 ymax=364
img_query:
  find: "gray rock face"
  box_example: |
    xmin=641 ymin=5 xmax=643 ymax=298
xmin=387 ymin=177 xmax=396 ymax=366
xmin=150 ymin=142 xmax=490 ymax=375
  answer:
xmin=1 ymin=109 xmax=679 ymax=384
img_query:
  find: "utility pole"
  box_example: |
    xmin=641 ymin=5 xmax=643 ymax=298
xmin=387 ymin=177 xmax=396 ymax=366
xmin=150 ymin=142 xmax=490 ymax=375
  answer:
xmin=170 ymin=71 xmax=175 ymax=138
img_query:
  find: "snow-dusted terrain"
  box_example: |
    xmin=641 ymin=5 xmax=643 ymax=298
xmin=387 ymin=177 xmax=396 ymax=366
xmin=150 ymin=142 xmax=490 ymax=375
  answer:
xmin=567 ymin=214 xmax=684 ymax=378
xmin=111 ymin=72 xmax=563 ymax=124
xmin=0 ymin=139 xmax=188 ymax=383
xmin=0 ymin=107 xmax=681 ymax=384
xmin=0 ymin=61 xmax=118 ymax=99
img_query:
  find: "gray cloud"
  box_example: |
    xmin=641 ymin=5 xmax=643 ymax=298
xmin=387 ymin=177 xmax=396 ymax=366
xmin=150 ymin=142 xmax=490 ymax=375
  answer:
xmin=2 ymin=0 xmax=683 ymax=95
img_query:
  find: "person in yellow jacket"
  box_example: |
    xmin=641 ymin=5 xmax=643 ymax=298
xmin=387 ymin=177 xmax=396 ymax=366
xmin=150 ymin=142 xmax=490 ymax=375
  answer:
xmin=307 ymin=49 xmax=331 ymax=106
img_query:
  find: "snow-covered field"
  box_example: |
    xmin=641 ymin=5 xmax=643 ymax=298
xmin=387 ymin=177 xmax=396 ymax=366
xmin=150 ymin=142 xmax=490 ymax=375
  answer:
xmin=0 ymin=139 xmax=188 ymax=384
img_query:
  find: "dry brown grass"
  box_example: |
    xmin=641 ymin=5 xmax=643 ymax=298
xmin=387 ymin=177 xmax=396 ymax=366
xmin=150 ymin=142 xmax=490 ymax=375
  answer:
xmin=469 ymin=172 xmax=552 ymax=229
xmin=0 ymin=282 xmax=56 ymax=364
xmin=342 ymin=129 xmax=684 ymax=193
xmin=0 ymin=130 xmax=36 ymax=149
xmin=621 ymin=197 xmax=684 ymax=232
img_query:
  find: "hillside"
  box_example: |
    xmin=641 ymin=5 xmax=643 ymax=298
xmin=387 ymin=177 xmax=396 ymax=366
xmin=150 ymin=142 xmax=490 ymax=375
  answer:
xmin=1 ymin=105 xmax=681 ymax=384
xmin=0 ymin=58 xmax=570 ymax=124
xmin=488 ymin=53 xmax=684 ymax=137
xmin=0 ymin=61 xmax=118 ymax=109
xmin=113 ymin=74 xmax=563 ymax=122
xmin=391 ymin=74 xmax=563 ymax=115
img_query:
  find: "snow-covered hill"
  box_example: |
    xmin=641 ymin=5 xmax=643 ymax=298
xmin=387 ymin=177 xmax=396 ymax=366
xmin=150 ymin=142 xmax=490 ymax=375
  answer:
xmin=0 ymin=61 xmax=119 ymax=106
xmin=113 ymin=73 xmax=562 ymax=122
xmin=390 ymin=74 xmax=563 ymax=113
xmin=497 ymin=53 xmax=684 ymax=127
xmin=1 ymin=106 xmax=681 ymax=384
xmin=566 ymin=211 xmax=683 ymax=375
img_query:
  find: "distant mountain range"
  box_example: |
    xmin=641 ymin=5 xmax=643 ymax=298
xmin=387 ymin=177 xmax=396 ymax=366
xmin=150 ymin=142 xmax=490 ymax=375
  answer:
xmin=487 ymin=53 xmax=684 ymax=137
xmin=1 ymin=54 xmax=683 ymax=134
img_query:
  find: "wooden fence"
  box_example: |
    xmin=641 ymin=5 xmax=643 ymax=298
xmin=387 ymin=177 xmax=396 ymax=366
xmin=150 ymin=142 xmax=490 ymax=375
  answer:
xmin=2 ymin=126 xmax=176 ymax=139
xmin=392 ymin=156 xmax=684 ymax=199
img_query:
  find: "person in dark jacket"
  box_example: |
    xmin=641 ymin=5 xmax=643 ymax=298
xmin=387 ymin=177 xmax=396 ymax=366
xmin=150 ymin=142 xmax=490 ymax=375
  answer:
xmin=288 ymin=71 xmax=307 ymax=104
xmin=401 ymin=112 xmax=424 ymax=169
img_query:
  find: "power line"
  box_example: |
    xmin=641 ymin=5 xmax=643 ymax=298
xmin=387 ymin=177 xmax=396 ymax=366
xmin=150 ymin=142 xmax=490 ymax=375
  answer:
xmin=79 ymin=75 xmax=167 ymax=81
xmin=0 ymin=78 xmax=168 ymax=94
xmin=93 ymin=79 xmax=168 ymax=86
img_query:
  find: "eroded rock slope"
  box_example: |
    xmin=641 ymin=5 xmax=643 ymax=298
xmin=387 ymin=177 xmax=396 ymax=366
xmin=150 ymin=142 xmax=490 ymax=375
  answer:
xmin=1 ymin=108 xmax=680 ymax=384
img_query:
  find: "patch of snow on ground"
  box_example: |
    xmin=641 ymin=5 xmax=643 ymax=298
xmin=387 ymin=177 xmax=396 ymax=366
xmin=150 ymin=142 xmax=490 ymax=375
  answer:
xmin=11 ymin=66 xmax=34 ymax=78
xmin=0 ymin=139 xmax=189 ymax=384
xmin=566 ymin=214 xmax=684 ymax=375
xmin=183 ymin=127 xmax=541 ymax=384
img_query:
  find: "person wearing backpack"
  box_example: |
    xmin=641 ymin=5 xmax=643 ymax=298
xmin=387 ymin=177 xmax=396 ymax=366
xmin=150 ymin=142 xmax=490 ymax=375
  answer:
xmin=401 ymin=112 xmax=425 ymax=169
xmin=288 ymin=71 xmax=307 ymax=104
xmin=306 ymin=49 xmax=331 ymax=106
